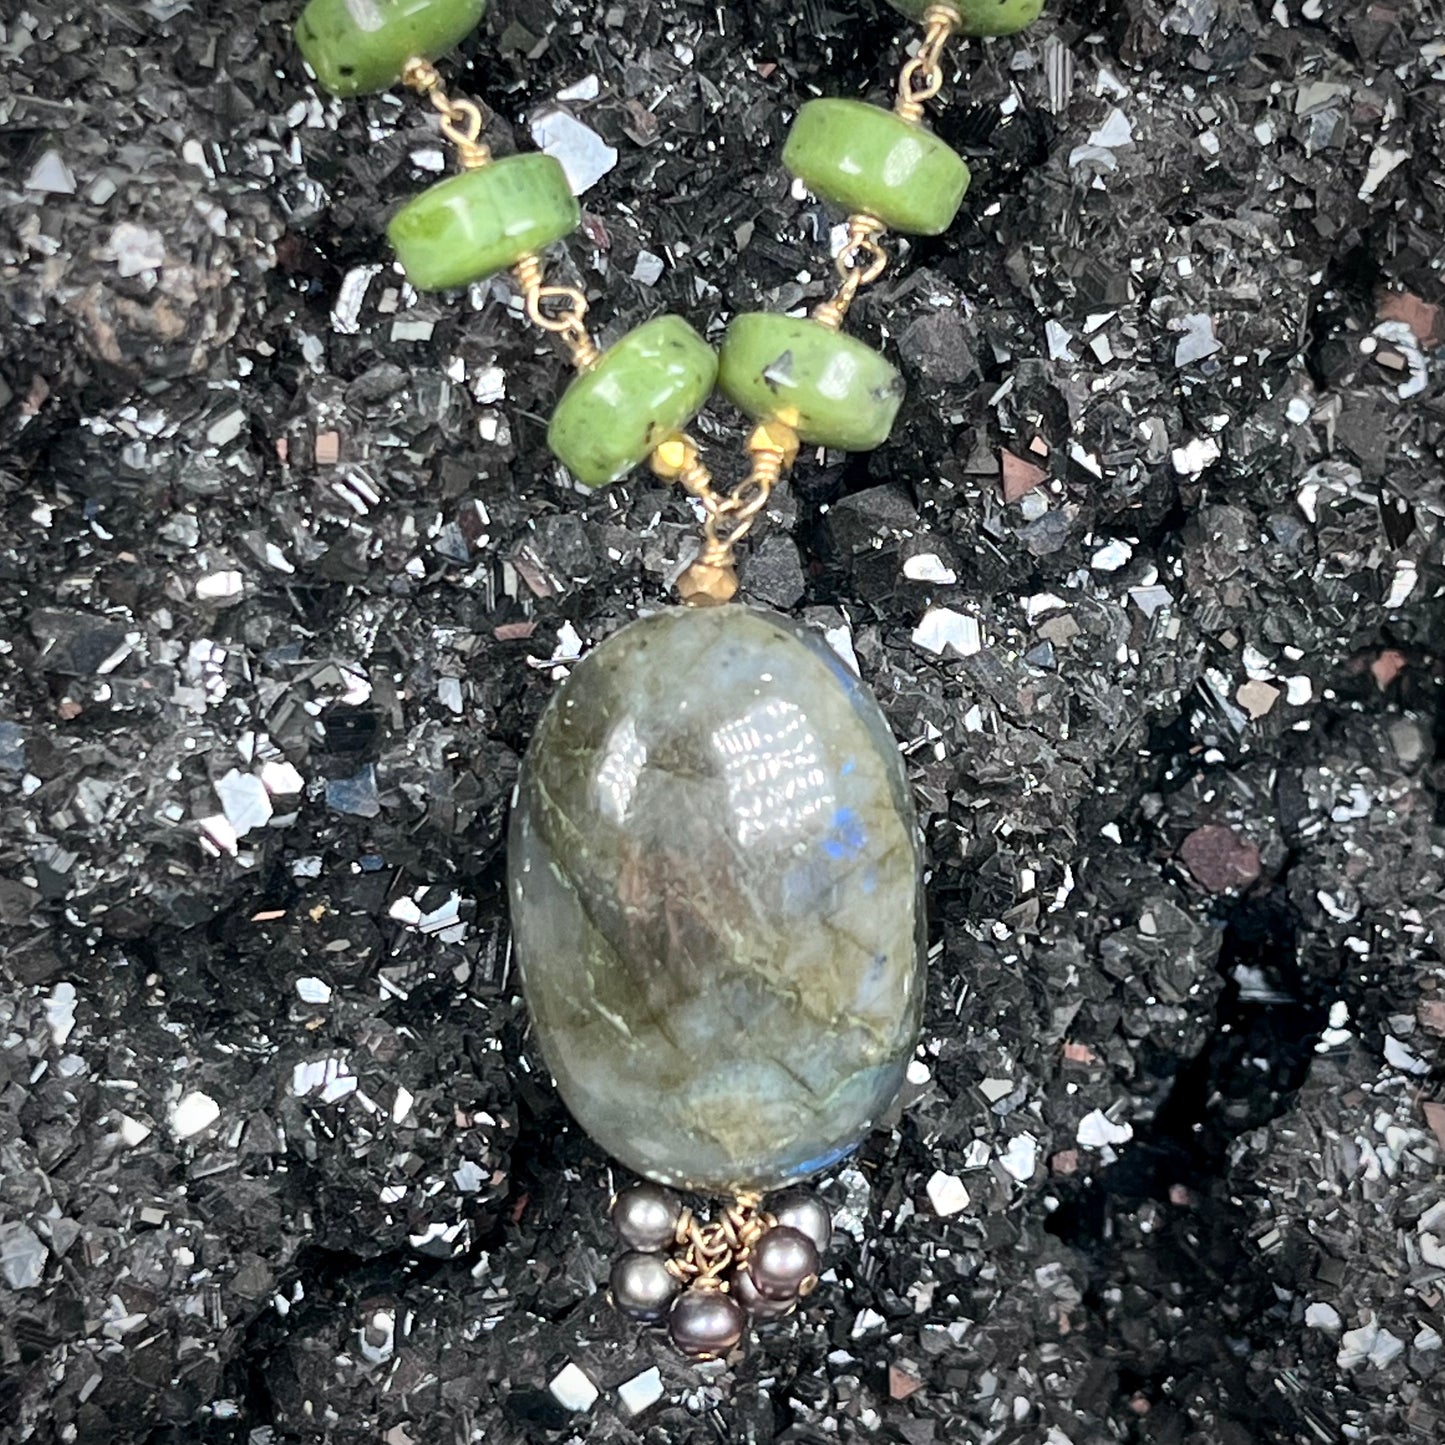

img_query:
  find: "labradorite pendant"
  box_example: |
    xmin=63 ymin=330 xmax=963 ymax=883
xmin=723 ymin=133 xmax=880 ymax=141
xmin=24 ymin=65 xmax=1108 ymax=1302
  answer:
xmin=508 ymin=606 xmax=925 ymax=1195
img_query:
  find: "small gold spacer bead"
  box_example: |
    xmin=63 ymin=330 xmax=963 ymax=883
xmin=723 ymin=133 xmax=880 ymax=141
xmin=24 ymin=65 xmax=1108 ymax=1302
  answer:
xmin=455 ymin=139 xmax=493 ymax=170
xmin=401 ymin=56 xmax=441 ymax=94
xmin=746 ymin=420 xmax=800 ymax=470
xmin=676 ymin=558 xmax=739 ymax=607
xmin=569 ymin=336 xmax=602 ymax=372
xmin=650 ymin=434 xmax=700 ymax=481
xmin=922 ymin=2 xmax=962 ymax=34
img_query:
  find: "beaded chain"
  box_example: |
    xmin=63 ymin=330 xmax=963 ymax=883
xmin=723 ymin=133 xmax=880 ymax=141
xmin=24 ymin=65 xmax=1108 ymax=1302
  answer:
xmin=293 ymin=0 xmax=1046 ymax=607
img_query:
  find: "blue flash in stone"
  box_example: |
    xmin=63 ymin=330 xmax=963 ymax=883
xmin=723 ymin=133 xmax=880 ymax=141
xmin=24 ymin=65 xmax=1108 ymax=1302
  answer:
xmin=508 ymin=607 xmax=926 ymax=1194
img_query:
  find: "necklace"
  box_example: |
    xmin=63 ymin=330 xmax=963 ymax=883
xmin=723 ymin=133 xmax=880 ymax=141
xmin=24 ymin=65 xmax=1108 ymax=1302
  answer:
xmin=293 ymin=0 xmax=1045 ymax=1359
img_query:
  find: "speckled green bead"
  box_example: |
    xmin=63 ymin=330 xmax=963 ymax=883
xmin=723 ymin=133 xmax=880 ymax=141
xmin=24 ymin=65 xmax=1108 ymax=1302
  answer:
xmin=387 ymin=155 xmax=579 ymax=291
xmin=547 ymin=317 xmax=718 ymax=487
xmin=295 ymin=0 xmax=487 ymax=97
xmin=885 ymin=0 xmax=1044 ymax=34
xmin=783 ymin=99 xmax=970 ymax=236
xmin=718 ymin=313 xmax=904 ymax=452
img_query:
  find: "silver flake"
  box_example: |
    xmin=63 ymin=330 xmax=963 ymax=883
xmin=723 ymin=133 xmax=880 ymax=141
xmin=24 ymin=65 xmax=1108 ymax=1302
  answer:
xmin=0 ymin=1223 xmax=48 ymax=1290
xmin=549 ymin=1362 xmax=599 ymax=1413
xmin=925 ymin=1170 xmax=970 ymax=1217
xmin=530 ymin=109 xmax=617 ymax=194
xmin=169 ymin=1091 xmax=221 ymax=1139
xmin=617 ymin=1366 xmax=664 ymax=1417
xmin=26 ymin=150 xmax=76 ymax=194
xmin=1077 ymin=1110 xmax=1133 ymax=1148
xmin=214 ymin=769 xmax=273 ymax=837
xmin=903 ymin=552 xmax=958 ymax=584
xmin=912 ymin=607 xmax=982 ymax=658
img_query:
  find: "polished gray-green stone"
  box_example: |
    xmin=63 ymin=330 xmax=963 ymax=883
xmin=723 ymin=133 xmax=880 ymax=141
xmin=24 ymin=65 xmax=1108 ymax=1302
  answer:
xmin=509 ymin=606 xmax=925 ymax=1194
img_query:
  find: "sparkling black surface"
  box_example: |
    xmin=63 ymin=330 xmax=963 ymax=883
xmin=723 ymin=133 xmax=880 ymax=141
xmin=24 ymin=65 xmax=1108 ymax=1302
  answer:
xmin=2 ymin=1 xmax=1443 ymax=1441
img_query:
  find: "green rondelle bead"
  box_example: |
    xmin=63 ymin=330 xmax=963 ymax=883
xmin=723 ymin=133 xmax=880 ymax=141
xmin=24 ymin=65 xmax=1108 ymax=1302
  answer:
xmin=296 ymin=0 xmax=487 ymax=97
xmin=885 ymin=0 xmax=1044 ymax=34
xmin=548 ymin=317 xmax=718 ymax=487
xmin=718 ymin=313 xmax=904 ymax=452
xmin=783 ymin=99 xmax=970 ymax=236
xmin=387 ymin=154 xmax=579 ymax=291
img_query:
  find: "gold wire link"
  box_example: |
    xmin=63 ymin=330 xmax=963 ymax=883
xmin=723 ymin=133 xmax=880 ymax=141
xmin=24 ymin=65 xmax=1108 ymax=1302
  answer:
xmin=664 ymin=1195 xmax=774 ymax=1289
xmin=511 ymin=253 xmax=602 ymax=371
xmin=894 ymin=3 xmax=961 ymax=125
xmin=700 ymin=451 xmax=781 ymax=564
xmin=654 ymin=429 xmax=793 ymax=565
xmin=401 ymin=56 xmax=492 ymax=169
xmin=812 ymin=213 xmax=888 ymax=331
xmin=651 ymin=425 xmax=797 ymax=602
xmin=652 ymin=439 xmax=729 ymax=535
xmin=812 ymin=6 xmax=958 ymax=330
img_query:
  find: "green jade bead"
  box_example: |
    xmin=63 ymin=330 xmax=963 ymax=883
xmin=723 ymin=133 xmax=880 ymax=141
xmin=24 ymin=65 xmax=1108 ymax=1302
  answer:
xmin=885 ymin=0 xmax=1044 ymax=34
xmin=718 ymin=313 xmax=904 ymax=452
xmin=296 ymin=0 xmax=487 ymax=97
xmin=783 ymin=99 xmax=970 ymax=236
xmin=509 ymin=607 xmax=926 ymax=1193
xmin=548 ymin=316 xmax=718 ymax=487
xmin=387 ymin=154 xmax=579 ymax=291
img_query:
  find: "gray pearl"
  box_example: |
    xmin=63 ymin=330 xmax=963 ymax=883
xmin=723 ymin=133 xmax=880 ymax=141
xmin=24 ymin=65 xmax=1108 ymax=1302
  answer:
xmin=611 ymin=1182 xmax=682 ymax=1253
xmin=668 ymin=1288 xmax=745 ymax=1358
xmin=748 ymin=1225 xmax=821 ymax=1301
xmin=769 ymin=1191 xmax=832 ymax=1256
xmin=610 ymin=1251 xmax=681 ymax=1321
xmin=731 ymin=1265 xmax=798 ymax=1321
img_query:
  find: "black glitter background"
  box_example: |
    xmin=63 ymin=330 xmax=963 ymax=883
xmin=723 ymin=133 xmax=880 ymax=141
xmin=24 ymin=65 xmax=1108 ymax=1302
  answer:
xmin=2 ymin=1 xmax=1444 ymax=1441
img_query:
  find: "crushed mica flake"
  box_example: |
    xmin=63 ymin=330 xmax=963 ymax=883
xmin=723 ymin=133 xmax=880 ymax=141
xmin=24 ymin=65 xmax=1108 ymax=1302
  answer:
xmin=548 ymin=1361 xmax=600 ymax=1412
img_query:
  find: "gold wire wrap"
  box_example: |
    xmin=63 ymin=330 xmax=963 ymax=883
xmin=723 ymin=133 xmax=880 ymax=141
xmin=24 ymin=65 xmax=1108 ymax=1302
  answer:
xmin=651 ymin=424 xmax=798 ymax=604
xmin=664 ymin=1194 xmax=775 ymax=1289
xmin=700 ymin=425 xmax=793 ymax=565
xmin=812 ymin=212 xmax=889 ymax=330
xmin=402 ymin=13 xmax=963 ymax=597
xmin=401 ymin=57 xmax=492 ymax=169
xmin=511 ymin=253 xmax=602 ymax=372
xmin=894 ymin=4 xmax=961 ymax=124
xmin=811 ymin=7 xmax=958 ymax=330
xmin=398 ymin=62 xmax=601 ymax=371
